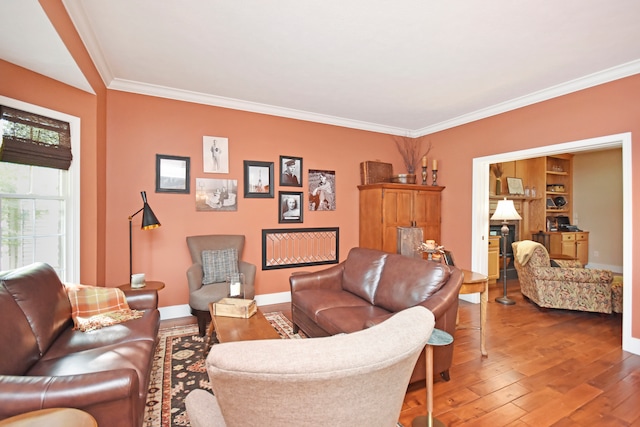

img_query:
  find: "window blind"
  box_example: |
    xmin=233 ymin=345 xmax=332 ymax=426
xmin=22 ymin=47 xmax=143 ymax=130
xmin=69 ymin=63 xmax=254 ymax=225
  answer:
xmin=0 ymin=105 xmax=72 ymax=170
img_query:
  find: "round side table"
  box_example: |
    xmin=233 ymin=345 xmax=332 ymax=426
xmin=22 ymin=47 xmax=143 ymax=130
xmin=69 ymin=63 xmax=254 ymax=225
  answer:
xmin=0 ymin=408 xmax=97 ymax=427
xmin=118 ymin=280 xmax=165 ymax=292
xmin=412 ymin=328 xmax=454 ymax=427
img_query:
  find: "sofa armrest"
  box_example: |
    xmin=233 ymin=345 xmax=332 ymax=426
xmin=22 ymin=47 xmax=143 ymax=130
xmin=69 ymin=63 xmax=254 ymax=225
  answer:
xmin=123 ymin=289 xmax=158 ymax=310
xmin=533 ymin=267 xmax=614 ymax=283
xmin=0 ymin=369 xmax=139 ymax=421
xmin=418 ymin=267 xmax=464 ymax=319
xmin=289 ymin=263 xmax=345 ymax=292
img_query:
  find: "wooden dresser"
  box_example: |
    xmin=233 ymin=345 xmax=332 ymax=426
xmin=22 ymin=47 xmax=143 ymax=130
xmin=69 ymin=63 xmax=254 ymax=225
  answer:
xmin=358 ymin=183 xmax=444 ymax=253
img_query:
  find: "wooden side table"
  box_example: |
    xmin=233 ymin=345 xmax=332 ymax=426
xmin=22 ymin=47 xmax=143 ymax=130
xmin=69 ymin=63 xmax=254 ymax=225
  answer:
xmin=459 ymin=269 xmax=488 ymax=357
xmin=118 ymin=280 xmax=165 ymax=292
xmin=0 ymin=408 xmax=97 ymax=427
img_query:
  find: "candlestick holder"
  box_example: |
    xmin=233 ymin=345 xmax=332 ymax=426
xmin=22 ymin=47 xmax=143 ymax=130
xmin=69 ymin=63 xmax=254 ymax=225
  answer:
xmin=431 ymin=169 xmax=438 ymax=186
xmin=421 ymin=166 xmax=428 ymax=185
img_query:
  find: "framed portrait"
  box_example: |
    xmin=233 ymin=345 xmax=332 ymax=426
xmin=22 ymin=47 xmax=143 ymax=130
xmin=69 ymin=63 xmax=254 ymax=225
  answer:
xmin=506 ymin=177 xmax=524 ymax=195
xmin=195 ymin=178 xmax=238 ymax=211
xmin=278 ymin=191 xmax=303 ymax=223
xmin=155 ymin=154 xmax=190 ymax=194
xmin=279 ymin=155 xmax=302 ymax=187
xmin=308 ymin=169 xmax=336 ymax=211
xmin=244 ymin=160 xmax=274 ymax=198
xmin=202 ymin=136 xmax=229 ymax=174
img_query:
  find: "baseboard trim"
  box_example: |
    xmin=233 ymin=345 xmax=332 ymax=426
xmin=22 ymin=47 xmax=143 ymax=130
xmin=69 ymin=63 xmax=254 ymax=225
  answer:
xmin=158 ymin=291 xmax=292 ymax=320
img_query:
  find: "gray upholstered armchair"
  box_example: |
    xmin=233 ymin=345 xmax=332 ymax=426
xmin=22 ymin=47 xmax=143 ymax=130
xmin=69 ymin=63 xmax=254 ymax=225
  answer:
xmin=185 ymin=306 xmax=435 ymax=427
xmin=186 ymin=235 xmax=256 ymax=335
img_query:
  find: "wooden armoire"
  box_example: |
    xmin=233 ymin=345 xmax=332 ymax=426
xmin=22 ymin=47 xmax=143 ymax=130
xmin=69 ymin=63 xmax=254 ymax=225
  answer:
xmin=358 ymin=183 xmax=443 ymax=253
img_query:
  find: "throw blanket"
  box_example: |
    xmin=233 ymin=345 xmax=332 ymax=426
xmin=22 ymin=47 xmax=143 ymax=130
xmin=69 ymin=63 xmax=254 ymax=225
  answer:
xmin=66 ymin=284 xmax=143 ymax=332
xmin=514 ymin=240 xmax=543 ymax=266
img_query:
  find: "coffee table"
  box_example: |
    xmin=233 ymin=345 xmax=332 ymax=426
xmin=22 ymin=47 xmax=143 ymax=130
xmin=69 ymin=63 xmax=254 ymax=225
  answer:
xmin=206 ymin=301 xmax=280 ymax=350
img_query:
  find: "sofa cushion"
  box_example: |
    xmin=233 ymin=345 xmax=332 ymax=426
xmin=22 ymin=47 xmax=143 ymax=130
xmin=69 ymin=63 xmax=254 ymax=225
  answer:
xmin=202 ymin=248 xmax=239 ymax=284
xmin=341 ymin=248 xmax=387 ymax=305
xmin=1 ymin=262 xmax=71 ymax=356
xmin=293 ymin=289 xmax=371 ymax=323
xmin=315 ymin=305 xmax=391 ymax=335
xmin=0 ymin=285 xmax=40 ymax=375
xmin=374 ymin=255 xmax=451 ymax=312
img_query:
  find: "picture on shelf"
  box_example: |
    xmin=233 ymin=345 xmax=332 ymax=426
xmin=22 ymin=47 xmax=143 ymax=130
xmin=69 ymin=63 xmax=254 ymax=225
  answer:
xmin=506 ymin=177 xmax=524 ymax=195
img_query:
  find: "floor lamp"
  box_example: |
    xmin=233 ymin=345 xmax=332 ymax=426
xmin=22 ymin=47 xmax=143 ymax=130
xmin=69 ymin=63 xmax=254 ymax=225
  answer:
xmin=490 ymin=198 xmax=521 ymax=305
xmin=129 ymin=191 xmax=161 ymax=284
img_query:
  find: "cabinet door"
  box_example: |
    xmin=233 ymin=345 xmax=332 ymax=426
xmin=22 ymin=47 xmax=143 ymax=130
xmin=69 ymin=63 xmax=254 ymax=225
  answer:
xmin=576 ymin=240 xmax=589 ymax=265
xmin=413 ymin=190 xmax=441 ymax=242
xmin=381 ymin=189 xmax=413 ymax=253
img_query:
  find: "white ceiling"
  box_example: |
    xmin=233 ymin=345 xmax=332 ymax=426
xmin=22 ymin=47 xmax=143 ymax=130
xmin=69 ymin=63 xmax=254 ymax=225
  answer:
xmin=3 ymin=1 xmax=640 ymax=136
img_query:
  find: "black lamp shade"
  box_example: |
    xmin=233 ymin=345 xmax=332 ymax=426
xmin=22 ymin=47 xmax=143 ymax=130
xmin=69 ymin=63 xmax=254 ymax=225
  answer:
xmin=141 ymin=203 xmax=161 ymax=229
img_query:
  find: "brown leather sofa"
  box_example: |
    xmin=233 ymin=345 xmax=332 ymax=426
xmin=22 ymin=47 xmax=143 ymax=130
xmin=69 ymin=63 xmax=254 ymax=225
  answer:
xmin=0 ymin=262 xmax=160 ymax=427
xmin=290 ymin=247 xmax=463 ymax=384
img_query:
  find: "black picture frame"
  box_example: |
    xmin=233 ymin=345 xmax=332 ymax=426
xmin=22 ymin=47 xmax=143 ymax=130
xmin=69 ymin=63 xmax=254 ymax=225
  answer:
xmin=278 ymin=191 xmax=303 ymax=223
xmin=279 ymin=155 xmax=303 ymax=187
xmin=262 ymin=227 xmax=339 ymax=270
xmin=156 ymin=154 xmax=190 ymax=194
xmin=243 ymin=160 xmax=274 ymax=198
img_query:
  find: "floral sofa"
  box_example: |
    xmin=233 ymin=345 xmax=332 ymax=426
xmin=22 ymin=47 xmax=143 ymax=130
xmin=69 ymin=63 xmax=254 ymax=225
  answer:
xmin=512 ymin=240 xmax=618 ymax=314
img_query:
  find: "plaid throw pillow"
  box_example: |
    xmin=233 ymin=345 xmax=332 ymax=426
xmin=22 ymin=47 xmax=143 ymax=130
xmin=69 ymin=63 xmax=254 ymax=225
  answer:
xmin=202 ymin=248 xmax=239 ymax=284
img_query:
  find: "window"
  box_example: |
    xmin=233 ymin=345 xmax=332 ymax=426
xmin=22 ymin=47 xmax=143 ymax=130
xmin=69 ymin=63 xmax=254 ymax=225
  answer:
xmin=0 ymin=96 xmax=79 ymax=282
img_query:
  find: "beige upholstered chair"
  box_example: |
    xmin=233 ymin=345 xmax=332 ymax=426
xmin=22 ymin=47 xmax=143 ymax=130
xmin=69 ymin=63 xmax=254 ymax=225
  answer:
xmin=186 ymin=235 xmax=256 ymax=335
xmin=185 ymin=306 xmax=434 ymax=427
xmin=512 ymin=240 xmax=615 ymax=313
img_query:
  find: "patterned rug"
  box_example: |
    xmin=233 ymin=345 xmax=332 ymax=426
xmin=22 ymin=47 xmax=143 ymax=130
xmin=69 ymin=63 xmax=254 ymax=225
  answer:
xmin=143 ymin=311 xmax=305 ymax=427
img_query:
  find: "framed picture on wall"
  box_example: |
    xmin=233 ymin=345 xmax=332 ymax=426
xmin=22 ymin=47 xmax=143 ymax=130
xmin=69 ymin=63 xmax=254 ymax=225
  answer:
xmin=203 ymin=136 xmax=229 ymax=173
xmin=279 ymin=155 xmax=302 ymax=187
xmin=244 ymin=160 xmax=274 ymax=198
xmin=155 ymin=154 xmax=190 ymax=194
xmin=195 ymin=178 xmax=238 ymax=211
xmin=278 ymin=191 xmax=303 ymax=223
xmin=308 ymin=169 xmax=336 ymax=211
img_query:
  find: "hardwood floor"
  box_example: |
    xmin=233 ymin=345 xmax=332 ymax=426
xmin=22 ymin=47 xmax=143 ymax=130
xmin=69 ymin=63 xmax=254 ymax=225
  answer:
xmin=161 ymin=280 xmax=639 ymax=426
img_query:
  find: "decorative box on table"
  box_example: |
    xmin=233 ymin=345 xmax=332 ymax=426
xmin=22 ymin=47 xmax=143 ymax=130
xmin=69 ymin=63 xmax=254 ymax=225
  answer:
xmin=360 ymin=161 xmax=393 ymax=185
xmin=211 ymin=298 xmax=257 ymax=318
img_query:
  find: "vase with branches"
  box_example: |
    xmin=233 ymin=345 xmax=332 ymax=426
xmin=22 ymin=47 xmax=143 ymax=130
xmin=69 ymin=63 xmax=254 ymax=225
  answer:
xmin=393 ymin=136 xmax=433 ymax=175
xmin=491 ymin=163 xmax=503 ymax=195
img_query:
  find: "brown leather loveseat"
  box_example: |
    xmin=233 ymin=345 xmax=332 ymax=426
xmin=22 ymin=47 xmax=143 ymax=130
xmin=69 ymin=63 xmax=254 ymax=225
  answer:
xmin=290 ymin=247 xmax=463 ymax=383
xmin=0 ymin=262 xmax=160 ymax=427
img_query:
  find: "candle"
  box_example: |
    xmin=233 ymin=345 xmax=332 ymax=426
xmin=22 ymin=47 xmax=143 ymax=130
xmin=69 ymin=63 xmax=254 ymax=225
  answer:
xmin=422 ymin=156 xmax=428 ymax=167
xmin=432 ymin=159 xmax=438 ymax=170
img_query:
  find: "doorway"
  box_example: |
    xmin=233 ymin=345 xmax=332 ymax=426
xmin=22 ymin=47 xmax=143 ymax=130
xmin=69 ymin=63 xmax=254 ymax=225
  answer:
xmin=470 ymin=132 xmax=637 ymax=355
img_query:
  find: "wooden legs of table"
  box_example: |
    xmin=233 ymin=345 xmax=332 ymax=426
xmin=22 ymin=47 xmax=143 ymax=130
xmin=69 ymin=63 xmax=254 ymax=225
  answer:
xmin=479 ymin=282 xmax=488 ymax=357
xmin=412 ymin=345 xmax=445 ymax=427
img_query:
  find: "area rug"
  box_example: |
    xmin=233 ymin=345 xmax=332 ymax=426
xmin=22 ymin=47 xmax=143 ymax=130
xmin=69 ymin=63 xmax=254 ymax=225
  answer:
xmin=143 ymin=311 xmax=305 ymax=427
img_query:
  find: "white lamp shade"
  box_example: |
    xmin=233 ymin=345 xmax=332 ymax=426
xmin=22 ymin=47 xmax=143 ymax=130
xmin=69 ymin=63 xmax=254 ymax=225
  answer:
xmin=491 ymin=198 xmax=522 ymax=221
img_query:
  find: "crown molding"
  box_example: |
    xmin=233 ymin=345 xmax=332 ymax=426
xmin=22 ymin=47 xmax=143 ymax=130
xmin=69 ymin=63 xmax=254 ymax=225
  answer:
xmin=107 ymin=78 xmax=409 ymax=136
xmin=414 ymin=59 xmax=640 ymax=137
xmin=107 ymin=59 xmax=640 ymax=137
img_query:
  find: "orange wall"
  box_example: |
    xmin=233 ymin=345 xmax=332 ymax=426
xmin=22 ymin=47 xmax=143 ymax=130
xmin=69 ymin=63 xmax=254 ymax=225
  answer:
xmin=104 ymin=91 xmax=412 ymax=307
xmin=0 ymin=59 xmax=103 ymax=285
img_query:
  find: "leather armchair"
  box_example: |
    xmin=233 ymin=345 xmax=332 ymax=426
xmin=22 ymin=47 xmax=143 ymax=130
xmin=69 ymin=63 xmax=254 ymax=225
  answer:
xmin=512 ymin=240 xmax=615 ymax=313
xmin=185 ymin=306 xmax=434 ymax=427
xmin=186 ymin=235 xmax=256 ymax=335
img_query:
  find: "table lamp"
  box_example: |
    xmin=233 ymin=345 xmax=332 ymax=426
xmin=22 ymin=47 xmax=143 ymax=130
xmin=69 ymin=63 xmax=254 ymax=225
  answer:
xmin=490 ymin=198 xmax=521 ymax=305
xmin=129 ymin=191 xmax=161 ymax=284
